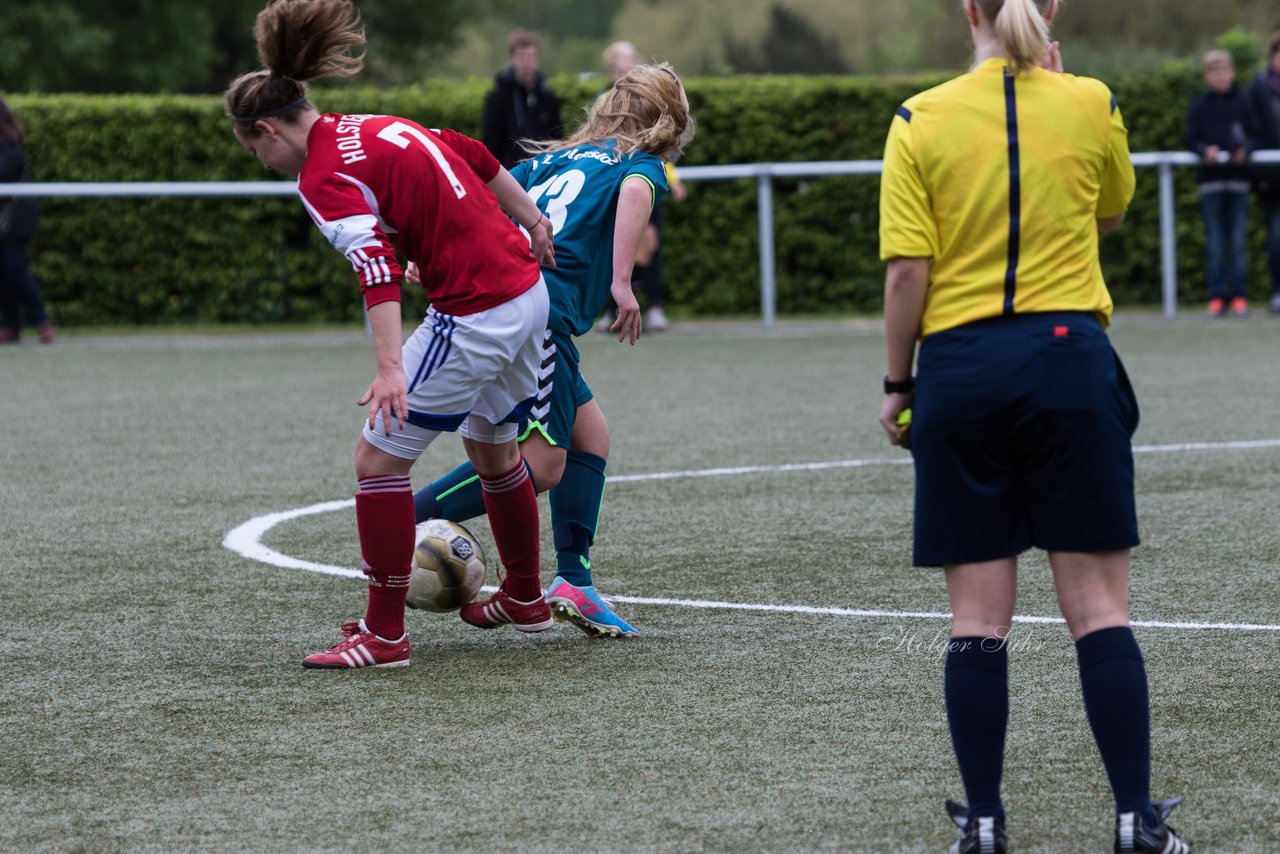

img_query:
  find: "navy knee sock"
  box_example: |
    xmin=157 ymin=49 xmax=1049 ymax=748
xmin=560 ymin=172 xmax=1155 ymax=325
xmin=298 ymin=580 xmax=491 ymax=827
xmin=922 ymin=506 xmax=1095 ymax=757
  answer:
xmin=944 ymin=637 xmax=1008 ymax=825
xmin=1076 ymin=626 xmax=1155 ymax=825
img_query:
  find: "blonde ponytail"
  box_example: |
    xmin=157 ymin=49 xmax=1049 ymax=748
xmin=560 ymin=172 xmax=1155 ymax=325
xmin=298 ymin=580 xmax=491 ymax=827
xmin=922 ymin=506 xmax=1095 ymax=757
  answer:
xmin=975 ymin=0 xmax=1053 ymax=74
xmin=522 ymin=63 xmax=696 ymax=161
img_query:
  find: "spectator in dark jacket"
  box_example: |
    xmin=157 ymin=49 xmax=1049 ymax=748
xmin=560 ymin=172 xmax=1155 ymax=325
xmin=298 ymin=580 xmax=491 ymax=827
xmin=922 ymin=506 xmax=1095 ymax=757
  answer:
xmin=1186 ymin=50 xmax=1252 ymax=316
xmin=0 ymin=96 xmax=53 ymax=343
xmin=1245 ymin=31 xmax=1280 ymax=314
xmin=481 ymin=29 xmax=563 ymax=170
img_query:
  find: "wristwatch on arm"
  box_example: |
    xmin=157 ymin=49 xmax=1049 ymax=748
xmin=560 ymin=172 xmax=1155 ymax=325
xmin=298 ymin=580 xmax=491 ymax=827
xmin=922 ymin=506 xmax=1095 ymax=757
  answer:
xmin=883 ymin=375 xmax=915 ymax=395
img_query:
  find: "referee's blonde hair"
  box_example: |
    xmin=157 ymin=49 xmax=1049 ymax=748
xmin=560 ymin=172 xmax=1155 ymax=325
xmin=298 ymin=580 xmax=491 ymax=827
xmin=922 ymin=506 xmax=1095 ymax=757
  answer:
xmin=972 ymin=0 xmax=1054 ymax=74
xmin=523 ymin=63 xmax=695 ymax=162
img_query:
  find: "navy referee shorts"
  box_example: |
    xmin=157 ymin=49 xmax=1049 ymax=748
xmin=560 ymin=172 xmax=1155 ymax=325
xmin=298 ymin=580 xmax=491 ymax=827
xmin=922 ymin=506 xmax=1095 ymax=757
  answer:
xmin=910 ymin=311 xmax=1141 ymax=567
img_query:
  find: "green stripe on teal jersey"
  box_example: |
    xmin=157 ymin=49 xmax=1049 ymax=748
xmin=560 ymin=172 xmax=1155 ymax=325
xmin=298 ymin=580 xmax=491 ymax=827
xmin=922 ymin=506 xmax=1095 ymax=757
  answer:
xmin=624 ymin=173 xmax=658 ymax=209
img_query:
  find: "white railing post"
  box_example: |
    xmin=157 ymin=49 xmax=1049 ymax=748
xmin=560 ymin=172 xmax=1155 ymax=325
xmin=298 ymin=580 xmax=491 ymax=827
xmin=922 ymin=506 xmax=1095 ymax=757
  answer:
xmin=1158 ymin=157 xmax=1178 ymax=318
xmin=756 ymin=170 xmax=777 ymax=330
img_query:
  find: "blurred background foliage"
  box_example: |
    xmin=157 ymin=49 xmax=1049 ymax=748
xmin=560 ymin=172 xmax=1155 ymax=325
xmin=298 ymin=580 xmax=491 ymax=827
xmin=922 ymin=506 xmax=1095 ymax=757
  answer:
xmin=9 ymin=65 xmax=1259 ymax=326
xmin=0 ymin=0 xmax=1277 ymax=93
xmin=3 ymin=1 xmax=1279 ymax=326
xmin=0 ymin=0 xmax=506 ymax=93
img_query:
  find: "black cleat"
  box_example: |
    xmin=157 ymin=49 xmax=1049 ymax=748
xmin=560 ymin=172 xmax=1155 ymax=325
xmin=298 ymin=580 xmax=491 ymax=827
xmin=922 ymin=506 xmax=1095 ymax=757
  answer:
xmin=1115 ymin=797 xmax=1191 ymax=853
xmin=945 ymin=799 xmax=1007 ymax=854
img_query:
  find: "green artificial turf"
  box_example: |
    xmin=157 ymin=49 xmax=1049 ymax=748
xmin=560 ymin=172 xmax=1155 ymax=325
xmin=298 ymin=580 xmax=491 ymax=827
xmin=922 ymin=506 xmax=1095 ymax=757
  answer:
xmin=1 ymin=315 xmax=1277 ymax=852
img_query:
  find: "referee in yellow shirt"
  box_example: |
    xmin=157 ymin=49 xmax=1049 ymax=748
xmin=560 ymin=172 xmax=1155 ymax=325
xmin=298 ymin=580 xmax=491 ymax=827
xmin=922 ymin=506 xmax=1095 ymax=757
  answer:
xmin=876 ymin=2 xmax=1191 ymax=852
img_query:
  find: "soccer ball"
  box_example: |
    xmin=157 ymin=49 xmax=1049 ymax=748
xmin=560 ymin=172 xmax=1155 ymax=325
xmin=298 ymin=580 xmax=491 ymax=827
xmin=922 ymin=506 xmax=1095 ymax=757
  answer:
xmin=405 ymin=519 xmax=487 ymax=612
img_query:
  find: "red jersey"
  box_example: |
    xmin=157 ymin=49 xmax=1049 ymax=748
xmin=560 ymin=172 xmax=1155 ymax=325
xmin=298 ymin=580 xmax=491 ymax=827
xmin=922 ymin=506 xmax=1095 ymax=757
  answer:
xmin=297 ymin=113 xmax=540 ymax=315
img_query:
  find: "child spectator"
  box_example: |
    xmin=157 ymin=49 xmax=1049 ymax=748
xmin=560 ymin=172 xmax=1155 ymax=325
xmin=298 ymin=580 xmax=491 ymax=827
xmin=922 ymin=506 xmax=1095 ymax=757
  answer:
xmin=1186 ymin=49 xmax=1252 ymax=317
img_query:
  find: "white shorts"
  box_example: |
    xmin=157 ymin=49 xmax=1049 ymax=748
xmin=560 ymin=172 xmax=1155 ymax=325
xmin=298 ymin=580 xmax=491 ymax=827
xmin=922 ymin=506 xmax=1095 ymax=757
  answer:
xmin=363 ymin=278 xmax=550 ymax=460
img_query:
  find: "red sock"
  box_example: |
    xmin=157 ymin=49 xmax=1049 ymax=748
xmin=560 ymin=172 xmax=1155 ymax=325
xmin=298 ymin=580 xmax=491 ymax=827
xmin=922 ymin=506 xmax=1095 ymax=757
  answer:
xmin=356 ymin=475 xmax=414 ymax=640
xmin=479 ymin=462 xmax=541 ymax=601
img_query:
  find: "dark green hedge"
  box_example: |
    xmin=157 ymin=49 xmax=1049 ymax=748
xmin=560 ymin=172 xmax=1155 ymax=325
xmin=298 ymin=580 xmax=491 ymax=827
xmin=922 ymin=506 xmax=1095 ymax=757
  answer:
xmin=10 ymin=64 xmax=1242 ymax=326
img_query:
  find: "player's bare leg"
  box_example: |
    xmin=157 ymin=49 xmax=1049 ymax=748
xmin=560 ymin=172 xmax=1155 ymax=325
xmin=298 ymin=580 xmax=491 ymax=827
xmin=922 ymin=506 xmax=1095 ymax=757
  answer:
xmin=518 ymin=428 xmax=567 ymax=490
xmin=1049 ymin=549 xmax=1129 ymax=640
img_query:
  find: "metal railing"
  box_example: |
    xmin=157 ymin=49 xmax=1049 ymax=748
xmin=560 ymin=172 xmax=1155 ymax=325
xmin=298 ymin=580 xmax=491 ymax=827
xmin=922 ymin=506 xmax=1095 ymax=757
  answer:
xmin=676 ymin=151 xmax=1280 ymax=325
xmin=4 ymin=150 xmax=1278 ymax=327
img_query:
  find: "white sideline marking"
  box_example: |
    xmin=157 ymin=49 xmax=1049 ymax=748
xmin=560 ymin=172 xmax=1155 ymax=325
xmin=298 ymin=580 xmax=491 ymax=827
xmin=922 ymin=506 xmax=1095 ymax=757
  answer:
xmin=223 ymin=499 xmax=359 ymax=578
xmin=1134 ymin=438 xmax=1280 ymax=453
xmin=608 ymin=457 xmax=911 ymax=483
xmin=599 ymin=594 xmax=1280 ymax=632
xmin=603 ymin=438 xmax=1280 ymax=484
xmin=222 ymin=438 xmax=1280 ymax=632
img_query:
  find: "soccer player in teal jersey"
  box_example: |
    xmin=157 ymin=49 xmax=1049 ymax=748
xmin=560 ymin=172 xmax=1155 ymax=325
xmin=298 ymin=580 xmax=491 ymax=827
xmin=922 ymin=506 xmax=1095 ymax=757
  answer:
xmin=509 ymin=140 xmax=668 ymax=339
xmin=412 ymin=63 xmax=696 ymax=638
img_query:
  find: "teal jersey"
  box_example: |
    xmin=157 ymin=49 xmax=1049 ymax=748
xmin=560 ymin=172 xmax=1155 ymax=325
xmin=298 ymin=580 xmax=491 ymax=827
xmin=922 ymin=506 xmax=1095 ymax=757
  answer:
xmin=510 ymin=142 xmax=668 ymax=336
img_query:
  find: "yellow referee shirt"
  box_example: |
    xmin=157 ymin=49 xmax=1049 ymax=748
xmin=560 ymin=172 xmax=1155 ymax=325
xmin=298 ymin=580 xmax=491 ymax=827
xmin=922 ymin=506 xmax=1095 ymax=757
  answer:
xmin=879 ymin=58 xmax=1136 ymax=336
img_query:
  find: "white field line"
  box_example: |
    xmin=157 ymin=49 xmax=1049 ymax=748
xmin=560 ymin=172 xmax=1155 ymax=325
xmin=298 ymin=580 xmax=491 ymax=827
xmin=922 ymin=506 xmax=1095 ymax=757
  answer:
xmin=1133 ymin=438 xmax=1280 ymax=453
xmin=222 ymin=499 xmax=358 ymax=578
xmin=607 ymin=456 xmax=912 ymax=482
xmin=222 ymin=438 xmax=1280 ymax=632
xmin=596 ymin=594 xmax=1280 ymax=632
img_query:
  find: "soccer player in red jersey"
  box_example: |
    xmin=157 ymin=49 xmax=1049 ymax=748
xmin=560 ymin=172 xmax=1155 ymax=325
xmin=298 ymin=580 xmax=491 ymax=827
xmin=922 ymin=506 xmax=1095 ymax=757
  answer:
xmin=225 ymin=0 xmax=560 ymax=669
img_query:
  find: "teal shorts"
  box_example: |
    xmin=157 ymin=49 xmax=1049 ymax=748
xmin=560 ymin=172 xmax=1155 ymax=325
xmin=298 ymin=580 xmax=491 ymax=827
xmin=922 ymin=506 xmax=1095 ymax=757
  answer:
xmin=517 ymin=329 xmax=594 ymax=448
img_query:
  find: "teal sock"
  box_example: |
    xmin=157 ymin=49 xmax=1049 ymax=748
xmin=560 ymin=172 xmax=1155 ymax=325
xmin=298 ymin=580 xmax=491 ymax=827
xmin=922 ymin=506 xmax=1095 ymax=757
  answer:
xmin=414 ymin=460 xmax=539 ymax=524
xmin=550 ymin=450 xmax=606 ymax=587
xmin=414 ymin=462 xmax=483 ymax=523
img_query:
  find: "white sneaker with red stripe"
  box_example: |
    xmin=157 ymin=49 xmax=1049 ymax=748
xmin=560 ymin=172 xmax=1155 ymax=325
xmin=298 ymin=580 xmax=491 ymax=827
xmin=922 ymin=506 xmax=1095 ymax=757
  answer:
xmin=460 ymin=588 xmax=554 ymax=632
xmin=301 ymin=619 xmax=410 ymax=670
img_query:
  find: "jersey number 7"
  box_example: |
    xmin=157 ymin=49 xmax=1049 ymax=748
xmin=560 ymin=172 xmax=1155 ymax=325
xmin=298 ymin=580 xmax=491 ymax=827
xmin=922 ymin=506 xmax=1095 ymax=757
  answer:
xmin=376 ymin=121 xmax=468 ymax=200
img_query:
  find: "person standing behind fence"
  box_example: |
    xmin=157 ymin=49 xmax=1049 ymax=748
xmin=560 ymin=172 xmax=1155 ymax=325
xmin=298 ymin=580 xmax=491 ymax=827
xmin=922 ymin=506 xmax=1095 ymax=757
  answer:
xmin=482 ymin=28 xmax=564 ymax=170
xmin=1186 ymin=49 xmax=1252 ymax=317
xmin=595 ymin=41 xmax=687 ymax=332
xmin=0 ymin=97 xmax=54 ymax=344
xmin=877 ymin=0 xmax=1191 ymax=851
xmin=1245 ymin=31 xmax=1280 ymax=315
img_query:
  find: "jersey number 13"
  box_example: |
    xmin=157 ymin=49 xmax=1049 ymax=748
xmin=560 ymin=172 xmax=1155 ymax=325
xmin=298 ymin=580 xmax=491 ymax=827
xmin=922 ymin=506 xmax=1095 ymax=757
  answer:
xmin=526 ymin=170 xmax=587 ymax=233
